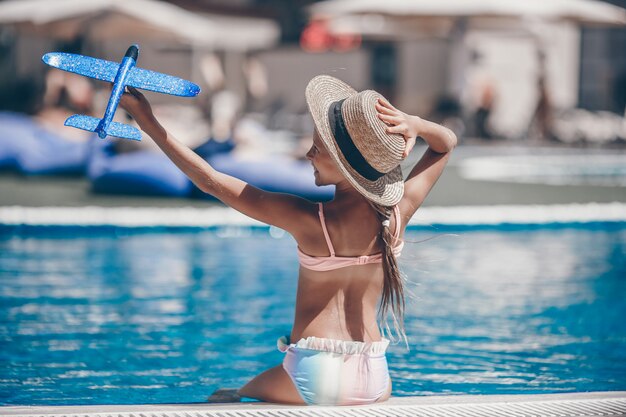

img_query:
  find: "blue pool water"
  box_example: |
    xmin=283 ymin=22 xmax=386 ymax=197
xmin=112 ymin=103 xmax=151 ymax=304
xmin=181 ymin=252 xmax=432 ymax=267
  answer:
xmin=1 ymin=222 xmax=625 ymax=405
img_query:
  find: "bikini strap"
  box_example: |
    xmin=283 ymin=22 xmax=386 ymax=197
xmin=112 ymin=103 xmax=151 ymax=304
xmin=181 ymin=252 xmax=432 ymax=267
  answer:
xmin=318 ymin=203 xmax=336 ymax=257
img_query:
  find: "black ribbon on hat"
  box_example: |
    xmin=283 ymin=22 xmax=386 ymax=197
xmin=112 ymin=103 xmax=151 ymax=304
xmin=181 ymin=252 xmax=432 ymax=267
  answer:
xmin=328 ymin=99 xmax=385 ymax=181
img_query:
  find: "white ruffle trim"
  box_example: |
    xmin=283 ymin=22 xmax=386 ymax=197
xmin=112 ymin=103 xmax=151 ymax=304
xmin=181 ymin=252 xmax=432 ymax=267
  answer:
xmin=278 ymin=335 xmax=389 ymax=355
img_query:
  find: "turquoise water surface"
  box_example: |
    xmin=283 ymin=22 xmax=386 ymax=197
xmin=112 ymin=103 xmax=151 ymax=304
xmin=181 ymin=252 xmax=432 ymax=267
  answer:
xmin=1 ymin=222 xmax=625 ymax=405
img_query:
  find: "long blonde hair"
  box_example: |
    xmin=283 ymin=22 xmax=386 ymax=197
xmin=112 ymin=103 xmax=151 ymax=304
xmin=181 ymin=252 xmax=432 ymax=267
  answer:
xmin=369 ymin=201 xmax=408 ymax=347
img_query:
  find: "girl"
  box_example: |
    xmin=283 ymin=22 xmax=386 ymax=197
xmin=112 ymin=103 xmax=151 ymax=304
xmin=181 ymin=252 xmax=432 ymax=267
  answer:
xmin=120 ymin=75 xmax=457 ymax=406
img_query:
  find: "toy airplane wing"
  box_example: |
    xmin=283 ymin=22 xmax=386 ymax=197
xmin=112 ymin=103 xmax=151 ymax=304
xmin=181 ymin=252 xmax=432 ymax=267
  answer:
xmin=127 ymin=67 xmax=200 ymax=97
xmin=43 ymin=53 xmax=200 ymax=97
xmin=43 ymin=53 xmax=119 ymax=83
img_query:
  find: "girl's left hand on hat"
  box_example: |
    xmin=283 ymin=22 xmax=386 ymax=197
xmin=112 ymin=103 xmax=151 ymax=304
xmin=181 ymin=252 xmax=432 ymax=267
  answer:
xmin=375 ymin=98 xmax=421 ymax=158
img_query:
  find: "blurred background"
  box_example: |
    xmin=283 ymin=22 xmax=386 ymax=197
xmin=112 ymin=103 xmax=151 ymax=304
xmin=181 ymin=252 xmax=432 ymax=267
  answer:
xmin=0 ymin=0 xmax=625 ymax=207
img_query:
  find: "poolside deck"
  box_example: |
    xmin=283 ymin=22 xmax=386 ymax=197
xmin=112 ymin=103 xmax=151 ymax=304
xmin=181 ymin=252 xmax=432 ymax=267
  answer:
xmin=2 ymin=392 xmax=626 ymax=417
xmin=1 ymin=143 xmax=625 ymax=208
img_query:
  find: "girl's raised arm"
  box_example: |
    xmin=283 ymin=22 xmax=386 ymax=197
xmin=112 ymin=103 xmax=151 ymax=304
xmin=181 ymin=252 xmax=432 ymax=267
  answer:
xmin=375 ymin=98 xmax=457 ymax=221
xmin=120 ymin=87 xmax=313 ymax=234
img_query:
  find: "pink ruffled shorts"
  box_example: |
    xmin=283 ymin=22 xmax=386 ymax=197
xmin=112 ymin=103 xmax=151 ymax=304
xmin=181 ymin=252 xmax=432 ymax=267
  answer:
xmin=277 ymin=335 xmax=390 ymax=406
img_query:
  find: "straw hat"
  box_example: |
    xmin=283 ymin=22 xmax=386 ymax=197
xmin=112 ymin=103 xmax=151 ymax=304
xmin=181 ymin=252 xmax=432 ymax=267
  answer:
xmin=305 ymin=75 xmax=406 ymax=206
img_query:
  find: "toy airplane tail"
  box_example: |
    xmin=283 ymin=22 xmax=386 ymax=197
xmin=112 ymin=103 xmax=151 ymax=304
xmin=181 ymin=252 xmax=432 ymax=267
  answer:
xmin=65 ymin=115 xmax=142 ymax=141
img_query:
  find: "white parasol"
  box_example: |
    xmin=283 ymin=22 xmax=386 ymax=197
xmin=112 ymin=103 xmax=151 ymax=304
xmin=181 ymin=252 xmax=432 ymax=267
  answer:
xmin=311 ymin=0 xmax=626 ymax=37
xmin=0 ymin=0 xmax=279 ymax=50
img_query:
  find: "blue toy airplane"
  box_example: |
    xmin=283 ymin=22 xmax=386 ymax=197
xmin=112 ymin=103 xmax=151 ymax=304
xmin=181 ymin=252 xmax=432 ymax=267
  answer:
xmin=42 ymin=44 xmax=200 ymax=141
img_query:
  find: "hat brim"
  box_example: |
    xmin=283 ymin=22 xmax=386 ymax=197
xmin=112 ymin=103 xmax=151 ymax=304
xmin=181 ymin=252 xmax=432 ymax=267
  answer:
xmin=305 ymin=75 xmax=404 ymax=207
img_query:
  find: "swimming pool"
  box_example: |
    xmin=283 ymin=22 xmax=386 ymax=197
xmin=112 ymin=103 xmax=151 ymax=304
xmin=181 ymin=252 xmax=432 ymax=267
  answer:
xmin=1 ymin=213 xmax=625 ymax=405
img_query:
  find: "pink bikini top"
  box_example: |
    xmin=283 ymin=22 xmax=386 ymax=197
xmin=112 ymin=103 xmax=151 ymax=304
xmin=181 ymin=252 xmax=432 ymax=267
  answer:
xmin=297 ymin=203 xmax=404 ymax=272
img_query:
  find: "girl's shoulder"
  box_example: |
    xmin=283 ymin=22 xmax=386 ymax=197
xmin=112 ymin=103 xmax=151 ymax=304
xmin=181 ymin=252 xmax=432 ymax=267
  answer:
xmin=289 ymin=200 xmax=325 ymax=240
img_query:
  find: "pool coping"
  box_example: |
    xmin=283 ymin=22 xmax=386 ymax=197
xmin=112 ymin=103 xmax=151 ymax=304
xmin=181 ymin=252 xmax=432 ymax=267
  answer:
xmin=1 ymin=202 xmax=625 ymax=228
xmin=1 ymin=391 xmax=625 ymax=416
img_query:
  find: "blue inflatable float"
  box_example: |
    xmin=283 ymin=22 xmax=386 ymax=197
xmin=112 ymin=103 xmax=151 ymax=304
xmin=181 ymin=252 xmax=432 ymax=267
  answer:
xmin=88 ymin=138 xmax=192 ymax=197
xmin=87 ymin=136 xmax=334 ymax=201
xmin=0 ymin=111 xmax=89 ymax=175
xmin=193 ymin=153 xmax=335 ymax=202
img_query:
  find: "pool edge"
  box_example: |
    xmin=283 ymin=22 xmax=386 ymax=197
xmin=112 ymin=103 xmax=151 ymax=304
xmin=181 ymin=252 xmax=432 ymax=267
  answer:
xmin=1 ymin=391 xmax=625 ymax=415
xmin=1 ymin=202 xmax=625 ymax=228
